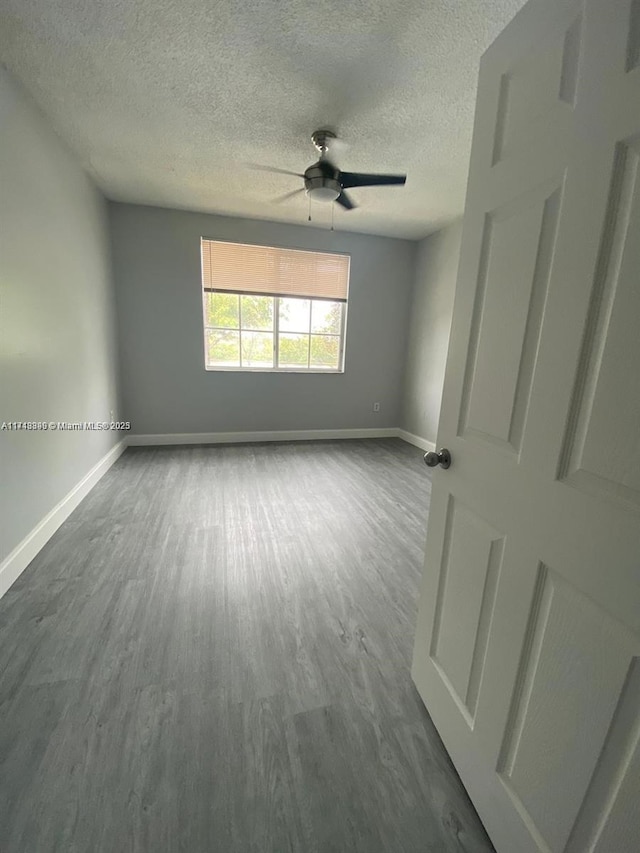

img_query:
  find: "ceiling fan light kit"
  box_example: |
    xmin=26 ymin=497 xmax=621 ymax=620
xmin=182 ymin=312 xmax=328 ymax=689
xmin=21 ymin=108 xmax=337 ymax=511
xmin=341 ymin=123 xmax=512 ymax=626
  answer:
xmin=304 ymin=162 xmax=342 ymax=202
xmin=253 ymin=129 xmax=407 ymax=214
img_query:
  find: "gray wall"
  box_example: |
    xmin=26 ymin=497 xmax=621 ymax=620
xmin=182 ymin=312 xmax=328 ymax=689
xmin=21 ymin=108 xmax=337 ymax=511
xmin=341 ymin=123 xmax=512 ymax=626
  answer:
xmin=0 ymin=68 xmax=120 ymax=563
xmin=110 ymin=203 xmax=416 ymax=435
xmin=402 ymin=221 xmax=462 ymax=443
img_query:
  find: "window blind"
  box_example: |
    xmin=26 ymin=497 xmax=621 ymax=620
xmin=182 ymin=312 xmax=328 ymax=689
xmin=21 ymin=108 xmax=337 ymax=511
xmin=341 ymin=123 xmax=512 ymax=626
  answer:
xmin=201 ymin=239 xmax=350 ymax=302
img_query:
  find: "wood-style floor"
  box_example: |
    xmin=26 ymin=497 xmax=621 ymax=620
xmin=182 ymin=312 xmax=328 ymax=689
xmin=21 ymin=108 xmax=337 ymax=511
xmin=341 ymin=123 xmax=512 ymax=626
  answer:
xmin=0 ymin=439 xmax=494 ymax=853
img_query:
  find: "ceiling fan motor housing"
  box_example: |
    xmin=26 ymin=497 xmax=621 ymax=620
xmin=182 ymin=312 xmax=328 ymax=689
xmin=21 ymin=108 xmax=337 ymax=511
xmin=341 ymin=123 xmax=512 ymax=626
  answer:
xmin=304 ymin=160 xmax=341 ymax=202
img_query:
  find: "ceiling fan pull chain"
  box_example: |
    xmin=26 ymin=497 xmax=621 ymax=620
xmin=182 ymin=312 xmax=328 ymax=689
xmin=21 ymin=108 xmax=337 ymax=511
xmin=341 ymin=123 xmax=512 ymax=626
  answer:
xmin=331 ymin=202 xmax=334 ymax=231
xmin=308 ymin=196 xmax=312 ymax=222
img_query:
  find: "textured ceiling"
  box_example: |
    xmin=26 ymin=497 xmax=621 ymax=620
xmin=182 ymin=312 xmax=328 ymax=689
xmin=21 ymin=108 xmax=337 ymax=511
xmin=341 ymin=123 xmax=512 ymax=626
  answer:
xmin=0 ymin=0 xmax=527 ymax=239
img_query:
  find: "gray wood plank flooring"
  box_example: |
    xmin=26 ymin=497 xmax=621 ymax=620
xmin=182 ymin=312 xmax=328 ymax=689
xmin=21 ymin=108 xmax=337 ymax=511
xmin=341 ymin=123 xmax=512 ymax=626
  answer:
xmin=0 ymin=439 xmax=494 ymax=852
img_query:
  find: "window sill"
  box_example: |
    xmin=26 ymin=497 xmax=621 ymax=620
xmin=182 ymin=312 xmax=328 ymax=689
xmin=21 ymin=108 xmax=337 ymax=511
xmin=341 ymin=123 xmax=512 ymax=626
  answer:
xmin=204 ymin=367 xmax=345 ymax=374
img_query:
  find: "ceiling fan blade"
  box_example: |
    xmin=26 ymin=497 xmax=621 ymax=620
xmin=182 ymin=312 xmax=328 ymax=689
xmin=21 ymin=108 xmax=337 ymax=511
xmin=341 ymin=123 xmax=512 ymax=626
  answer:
xmin=335 ymin=191 xmax=356 ymax=210
xmin=339 ymin=171 xmax=407 ymax=189
xmin=272 ymin=188 xmax=305 ymax=204
xmin=245 ymin=163 xmax=305 ymax=178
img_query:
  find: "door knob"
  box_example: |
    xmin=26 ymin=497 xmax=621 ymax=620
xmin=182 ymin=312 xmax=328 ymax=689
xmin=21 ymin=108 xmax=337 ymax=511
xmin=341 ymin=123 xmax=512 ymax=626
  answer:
xmin=423 ymin=448 xmax=451 ymax=469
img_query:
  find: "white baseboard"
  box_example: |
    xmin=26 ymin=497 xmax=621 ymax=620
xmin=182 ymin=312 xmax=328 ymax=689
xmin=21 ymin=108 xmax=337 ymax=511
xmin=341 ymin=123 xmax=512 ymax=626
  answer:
xmin=396 ymin=429 xmax=436 ymax=452
xmin=128 ymin=427 xmax=434 ymax=449
xmin=127 ymin=427 xmax=398 ymax=446
xmin=0 ymin=440 xmax=127 ymax=600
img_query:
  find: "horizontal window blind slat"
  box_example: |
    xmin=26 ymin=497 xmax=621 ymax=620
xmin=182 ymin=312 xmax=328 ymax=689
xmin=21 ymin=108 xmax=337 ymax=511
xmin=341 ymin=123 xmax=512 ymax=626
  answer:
xmin=201 ymin=239 xmax=350 ymax=300
xmin=203 ymin=287 xmax=346 ymax=303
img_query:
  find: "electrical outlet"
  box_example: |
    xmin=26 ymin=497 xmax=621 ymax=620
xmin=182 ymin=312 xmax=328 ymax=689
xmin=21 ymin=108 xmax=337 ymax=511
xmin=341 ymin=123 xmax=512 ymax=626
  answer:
xmin=373 ymin=402 xmax=381 ymax=413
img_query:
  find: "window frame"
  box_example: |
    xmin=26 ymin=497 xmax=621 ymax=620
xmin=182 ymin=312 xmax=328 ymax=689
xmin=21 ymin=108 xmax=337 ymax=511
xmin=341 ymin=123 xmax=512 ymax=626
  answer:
xmin=202 ymin=292 xmax=347 ymax=373
xmin=200 ymin=238 xmax=350 ymax=374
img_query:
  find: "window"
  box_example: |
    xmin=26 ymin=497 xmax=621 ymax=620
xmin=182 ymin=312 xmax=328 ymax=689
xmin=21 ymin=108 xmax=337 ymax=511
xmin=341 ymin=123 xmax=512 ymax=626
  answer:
xmin=201 ymin=239 xmax=350 ymax=372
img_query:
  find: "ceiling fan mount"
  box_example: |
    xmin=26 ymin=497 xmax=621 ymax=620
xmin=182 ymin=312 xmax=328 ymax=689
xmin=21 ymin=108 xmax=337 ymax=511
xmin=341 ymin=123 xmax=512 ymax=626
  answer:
xmin=250 ymin=129 xmax=407 ymax=211
xmin=310 ymin=129 xmax=337 ymax=155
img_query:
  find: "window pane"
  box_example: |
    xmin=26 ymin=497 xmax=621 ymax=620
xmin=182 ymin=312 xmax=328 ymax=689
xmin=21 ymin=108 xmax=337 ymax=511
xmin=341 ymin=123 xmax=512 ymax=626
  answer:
xmin=310 ymin=334 xmax=340 ymax=369
xmin=278 ymin=333 xmax=309 ymax=368
xmin=207 ymin=329 xmax=240 ymax=366
xmin=207 ymin=292 xmax=239 ymax=328
xmin=241 ymin=295 xmax=273 ymax=331
xmin=241 ymin=331 xmax=274 ymax=367
xmin=311 ymin=300 xmax=341 ymax=334
xmin=279 ymin=297 xmax=311 ymax=333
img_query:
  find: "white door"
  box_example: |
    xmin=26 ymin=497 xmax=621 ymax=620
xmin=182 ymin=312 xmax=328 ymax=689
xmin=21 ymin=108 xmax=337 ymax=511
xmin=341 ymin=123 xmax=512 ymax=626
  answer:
xmin=411 ymin=0 xmax=640 ymax=851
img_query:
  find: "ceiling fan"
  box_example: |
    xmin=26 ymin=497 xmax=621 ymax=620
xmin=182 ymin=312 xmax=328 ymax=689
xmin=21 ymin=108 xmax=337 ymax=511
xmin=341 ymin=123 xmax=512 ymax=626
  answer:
xmin=251 ymin=130 xmax=407 ymax=210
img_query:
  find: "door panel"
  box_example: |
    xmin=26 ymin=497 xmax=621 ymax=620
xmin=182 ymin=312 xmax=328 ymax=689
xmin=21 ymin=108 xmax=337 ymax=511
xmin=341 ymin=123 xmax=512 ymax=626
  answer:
xmin=565 ymin=660 xmax=640 ymax=852
xmin=492 ymin=7 xmax=583 ymax=165
xmin=430 ymin=497 xmax=505 ymax=721
xmin=560 ymin=138 xmax=640 ymax=506
xmin=626 ymin=0 xmax=640 ymax=71
xmin=459 ymin=180 xmax=563 ymax=455
xmin=497 ymin=566 xmax=637 ymax=852
xmin=412 ymin=1 xmax=640 ymax=851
